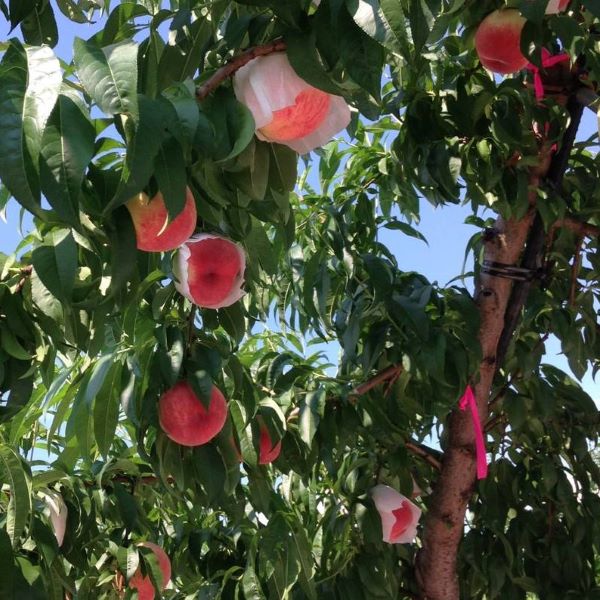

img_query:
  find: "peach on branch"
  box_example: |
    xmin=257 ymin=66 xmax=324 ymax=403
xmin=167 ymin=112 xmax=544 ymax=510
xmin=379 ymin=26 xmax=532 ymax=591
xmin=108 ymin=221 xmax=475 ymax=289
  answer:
xmin=159 ymin=381 xmax=228 ymax=446
xmin=233 ymin=52 xmax=351 ymax=154
xmin=128 ymin=542 xmax=171 ymax=600
xmin=370 ymin=484 xmax=421 ymax=544
xmin=43 ymin=490 xmax=67 ymax=547
xmin=174 ymin=233 xmax=246 ymax=309
xmin=258 ymin=422 xmax=282 ymax=465
xmin=474 ymin=9 xmax=529 ymax=75
xmin=126 ymin=187 xmax=197 ymax=252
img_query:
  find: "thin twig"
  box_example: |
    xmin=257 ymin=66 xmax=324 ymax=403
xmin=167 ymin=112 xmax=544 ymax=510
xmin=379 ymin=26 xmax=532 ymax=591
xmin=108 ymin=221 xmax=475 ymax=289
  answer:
xmin=349 ymin=364 xmax=403 ymax=399
xmin=568 ymin=235 xmax=584 ymax=307
xmin=195 ymin=39 xmax=287 ymax=101
xmin=405 ymin=441 xmax=442 ymax=471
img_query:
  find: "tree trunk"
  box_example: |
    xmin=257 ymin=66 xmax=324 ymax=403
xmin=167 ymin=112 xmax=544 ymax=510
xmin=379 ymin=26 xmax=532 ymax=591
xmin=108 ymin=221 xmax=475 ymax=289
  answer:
xmin=414 ymin=156 xmax=552 ymax=599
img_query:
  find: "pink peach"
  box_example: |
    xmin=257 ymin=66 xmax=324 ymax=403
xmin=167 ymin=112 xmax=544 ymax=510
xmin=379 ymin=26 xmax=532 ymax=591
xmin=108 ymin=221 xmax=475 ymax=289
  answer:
xmin=174 ymin=234 xmax=246 ymax=309
xmin=129 ymin=542 xmax=171 ymax=600
xmin=371 ymin=484 xmax=421 ymax=544
xmin=233 ymin=52 xmax=351 ymax=154
xmin=474 ymin=9 xmax=529 ymax=75
xmin=126 ymin=187 xmax=197 ymax=252
xmin=158 ymin=382 xmax=228 ymax=446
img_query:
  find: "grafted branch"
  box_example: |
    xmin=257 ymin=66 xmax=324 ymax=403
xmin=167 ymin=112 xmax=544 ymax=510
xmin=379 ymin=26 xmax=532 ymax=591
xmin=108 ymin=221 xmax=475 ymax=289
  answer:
xmin=195 ymin=39 xmax=287 ymax=101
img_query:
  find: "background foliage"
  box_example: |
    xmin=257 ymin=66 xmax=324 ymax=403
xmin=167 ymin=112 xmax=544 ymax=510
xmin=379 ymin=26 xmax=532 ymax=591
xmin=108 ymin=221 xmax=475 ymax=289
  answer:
xmin=0 ymin=0 xmax=599 ymax=598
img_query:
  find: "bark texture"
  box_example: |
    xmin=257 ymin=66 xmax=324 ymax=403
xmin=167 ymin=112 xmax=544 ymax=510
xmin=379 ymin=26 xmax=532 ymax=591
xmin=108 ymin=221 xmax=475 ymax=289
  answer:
xmin=414 ymin=155 xmax=552 ymax=599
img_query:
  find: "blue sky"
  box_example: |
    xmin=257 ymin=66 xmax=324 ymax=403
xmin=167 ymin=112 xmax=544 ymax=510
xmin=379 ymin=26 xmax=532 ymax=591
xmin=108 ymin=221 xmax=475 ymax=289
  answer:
xmin=1 ymin=7 xmax=598 ymax=406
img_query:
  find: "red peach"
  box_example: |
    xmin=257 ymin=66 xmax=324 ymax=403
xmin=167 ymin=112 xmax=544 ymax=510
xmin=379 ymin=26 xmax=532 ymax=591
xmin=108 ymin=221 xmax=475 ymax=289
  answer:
xmin=259 ymin=423 xmax=281 ymax=465
xmin=126 ymin=187 xmax=197 ymax=252
xmin=174 ymin=234 xmax=246 ymax=309
xmin=474 ymin=9 xmax=529 ymax=75
xmin=128 ymin=542 xmax=171 ymax=600
xmin=159 ymin=382 xmax=228 ymax=446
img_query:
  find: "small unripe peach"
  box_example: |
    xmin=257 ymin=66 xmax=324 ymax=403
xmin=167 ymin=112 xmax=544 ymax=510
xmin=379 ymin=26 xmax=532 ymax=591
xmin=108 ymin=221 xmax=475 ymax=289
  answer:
xmin=174 ymin=234 xmax=246 ymax=309
xmin=126 ymin=187 xmax=197 ymax=252
xmin=474 ymin=9 xmax=528 ymax=75
xmin=159 ymin=382 xmax=228 ymax=446
xmin=128 ymin=542 xmax=171 ymax=600
xmin=259 ymin=423 xmax=281 ymax=465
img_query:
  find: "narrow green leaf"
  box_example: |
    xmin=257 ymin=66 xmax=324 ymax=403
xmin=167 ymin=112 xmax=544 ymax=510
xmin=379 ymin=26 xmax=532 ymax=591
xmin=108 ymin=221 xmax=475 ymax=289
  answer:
xmin=20 ymin=2 xmax=58 ymax=47
xmin=0 ymin=328 xmax=31 ymax=360
xmin=93 ymin=362 xmax=122 ymax=457
xmin=117 ymin=546 xmax=139 ymax=582
xmin=0 ymin=444 xmax=32 ymax=547
xmin=0 ymin=41 xmax=42 ymax=217
xmin=154 ymin=136 xmax=187 ymax=221
xmin=39 ymin=95 xmax=96 ymax=224
xmin=31 ymin=229 xmax=78 ymax=302
xmin=299 ymin=388 xmax=326 ymax=447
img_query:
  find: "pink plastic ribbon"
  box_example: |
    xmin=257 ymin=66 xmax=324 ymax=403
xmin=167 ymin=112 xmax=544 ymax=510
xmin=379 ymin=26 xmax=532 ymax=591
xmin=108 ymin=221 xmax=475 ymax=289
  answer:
xmin=525 ymin=49 xmax=570 ymax=101
xmin=458 ymin=386 xmax=488 ymax=480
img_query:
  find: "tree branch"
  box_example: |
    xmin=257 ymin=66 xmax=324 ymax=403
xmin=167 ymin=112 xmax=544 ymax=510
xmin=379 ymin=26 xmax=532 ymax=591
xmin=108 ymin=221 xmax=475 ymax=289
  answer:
xmin=556 ymin=216 xmax=600 ymax=238
xmin=416 ymin=144 xmax=558 ymax=600
xmin=195 ymin=39 xmax=287 ymax=101
xmin=575 ymin=86 xmax=600 ymax=113
xmin=405 ymin=441 xmax=442 ymax=471
xmin=348 ymin=364 xmax=403 ymax=399
xmin=495 ymin=93 xmax=584 ymax=368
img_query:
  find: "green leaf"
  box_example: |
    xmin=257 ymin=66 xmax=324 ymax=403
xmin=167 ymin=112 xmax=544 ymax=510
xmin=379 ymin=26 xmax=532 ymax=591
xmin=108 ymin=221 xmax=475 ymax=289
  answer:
xmin=285 ymin=31 xmax=343 ymax=95
xmin=39 ymin=95 xmax=96 ymax=224
xmin=0 ymin=328 xmax=30 ymax=361
xmin=0 ymin=41 xmax=43 ymax=217
xmin=20 ymin=1 xmax=58 ymax=47
xmin=157 ymin=17 xmax=213 ymax=91
xmin=242 ymin=565 xmax=266 ymax=600
xmin=0 ymin=528 xmax=14 ymax=597
xmin=383 ymin=220 xmax=428 ymax=243
xmin=93 ymin=362 xmax=122 ymax=457
xmin=31 ymin=229 xmax=78 ymax=302
xmin=0 ymin=444 xmax=32 ymax=547
xmin=117 ymin=546 xmax=139 ymax=582
xmin=298 ymin=388 xmax=326 ymax=447
xmin=8 ymin=0 xmax=36 ymax=28
xmin=345 ymin=0 xmax=397 ymax=49
xmin=154 ymin=136 xmax=187 ymax=221
xmin=104 ymin=95 xmax=170 ymax=213
xmin=408 ymin=0 xmax=434 ymax=54
xmin=73 ymin=37 xmax=139 ymax=118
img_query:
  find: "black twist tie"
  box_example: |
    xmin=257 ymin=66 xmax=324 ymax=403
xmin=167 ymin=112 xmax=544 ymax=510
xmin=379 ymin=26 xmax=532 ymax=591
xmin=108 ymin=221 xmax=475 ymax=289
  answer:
xmin=481 ymin=260 xmax=541 ymax=282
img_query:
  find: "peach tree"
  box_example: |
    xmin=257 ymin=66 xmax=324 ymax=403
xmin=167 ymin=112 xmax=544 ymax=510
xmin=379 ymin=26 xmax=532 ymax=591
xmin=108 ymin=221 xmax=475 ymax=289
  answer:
xmin=0 ymin=0 xmax=599 ymax=599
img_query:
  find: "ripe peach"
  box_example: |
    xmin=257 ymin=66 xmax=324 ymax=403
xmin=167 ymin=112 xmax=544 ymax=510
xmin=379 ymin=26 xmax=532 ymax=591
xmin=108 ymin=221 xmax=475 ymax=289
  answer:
xmin=259 ymin=423 xmax=281 ymax=465
xmin=129 ymin=542 xmax=171 ymax=600
xmin=174 ymin=234 xmax=246 ymax=309
xmin=233 ymin=52 xmax=351 ymax=154
xmin=126 ymin=187 xmax=197 ymax=252
xmin=474 ymin=9 xmax=529 ymax=75
xmin=159 ymin=381 xmax=228 ymax=446
xmin=545 ymin=0 xmax=568 ymax=13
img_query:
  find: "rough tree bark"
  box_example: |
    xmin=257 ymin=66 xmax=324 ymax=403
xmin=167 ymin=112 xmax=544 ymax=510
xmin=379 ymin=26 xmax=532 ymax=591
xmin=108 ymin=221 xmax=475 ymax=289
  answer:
xmin=414 ymin=74 xmax=586 ymax=598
